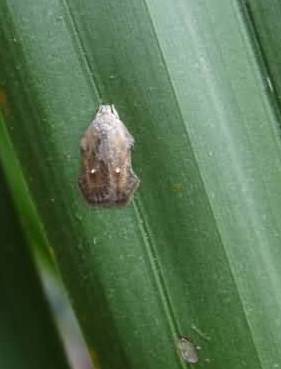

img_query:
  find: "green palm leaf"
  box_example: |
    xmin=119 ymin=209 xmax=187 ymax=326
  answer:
xmin=1 ymin=1 xmax=281 ymax=368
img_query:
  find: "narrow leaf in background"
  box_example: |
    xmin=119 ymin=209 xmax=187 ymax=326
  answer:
xmin=0 ymin=167 xmax=71 ymax=369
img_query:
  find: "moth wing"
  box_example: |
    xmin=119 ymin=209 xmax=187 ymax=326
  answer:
xmin=113 ymin=170 xmax=140 ymax=206
xmin=79 ymin=159 xmax=113 ymax=206
xmin=79 ymin=109 xmax=139 ymax=207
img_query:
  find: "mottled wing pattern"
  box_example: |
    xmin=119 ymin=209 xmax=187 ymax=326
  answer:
xmin=111 ymin=163 xmax=140 ymax=206
xmin=79 ymin=158 xmax=111 ymax=206
xmin=78 ymin=105 xmax=139 ymax=207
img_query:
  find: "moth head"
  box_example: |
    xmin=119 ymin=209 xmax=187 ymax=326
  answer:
xmin=96 ymin=104 xmax=119 ymax=119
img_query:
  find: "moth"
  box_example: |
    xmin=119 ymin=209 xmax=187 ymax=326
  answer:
xmin=177 ymin=336 xmax=199 ymax=364
xmin=78 ymin=105 xmax=140 ymax=207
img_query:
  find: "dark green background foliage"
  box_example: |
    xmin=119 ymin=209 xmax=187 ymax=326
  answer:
xmin=0 ymin=168 xmax=70 ymax=369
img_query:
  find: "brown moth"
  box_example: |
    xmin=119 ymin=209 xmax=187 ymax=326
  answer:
xmin=78 ymin=105 xmax=140 ymax=207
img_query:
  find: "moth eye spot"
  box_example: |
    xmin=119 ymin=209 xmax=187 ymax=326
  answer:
xmin=90 ymin=168 xmax=96 ymax=174
xmin=115 ymin=167 xmax=121 ymax=174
